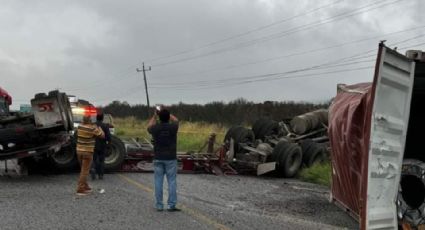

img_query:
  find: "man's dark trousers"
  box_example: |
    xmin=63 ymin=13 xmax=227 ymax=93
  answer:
xmin=92 ymin=149 xmax=105 ymax=177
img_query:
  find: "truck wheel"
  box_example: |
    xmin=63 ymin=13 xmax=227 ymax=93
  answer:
xmin=271 ymin=141 xmax=302 ymax=177
xmin=224 ymin=126 xmax=239 ymax=143
xmin=397 ymin=159 xmax=425 ymax=227
xmin=234 ymin=127 xmax=255 ymax=144
xmin=278 ymin=143 xmax=302 ymax=177
xmin=104 ymin=135 xmax=126 ymax=171
xmin=224 ymin=126 xmax=254 ymax=153
xmin=258 ymin=119 xmax=279 ymax=140
xmin=50 ymin=145 xmax=78 ymax=171
xmin=252 ymin=118 xmax=268 ymax=139
xmin=270 ymin=140 xmax=290 ymax=162
xmin=300 ymin=139 xmax=314 ymax=153
xmin=303 ymin=142 xmax=326 ymax=167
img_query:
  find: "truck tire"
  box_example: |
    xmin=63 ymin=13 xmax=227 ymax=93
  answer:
xmin=234 ymin=127 xmax=255 ymax=145
xmin=253 ymin=119 xmax=279 ymax=141
xmin=305 ymin=143 xmax=326 ymax=167
xmin=300 ymin=139 xmax=326 ymax=167
xmin=279 ymin=143 xmax=303 ymax=178
xmin=104 ymin=135 xmax=126 ymax=171
xmin=270 ymin=139 xmax=289 ymax=162
xmin=224 ymin=126 xmax=254 ymax=153
xmin=224 ymin=126 xmax=240 ymax=143
xmin=50 ymin=144 xmax=78 ymax=171
xmin=300 ymin=139 xmax=314 ymax=153
xmin=252 ymin=118 xmax=268 ymax=139
xmin=271 ymin=140 xmax=303 ymax=177
xmin=397 ymin=159 xmax=425 ymax=227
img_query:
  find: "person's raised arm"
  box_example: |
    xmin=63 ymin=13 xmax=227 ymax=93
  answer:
xmin=170 ymin=114 xmax=178 ymax=123
xmin=147 ymin=113 xmax=157 ymax=130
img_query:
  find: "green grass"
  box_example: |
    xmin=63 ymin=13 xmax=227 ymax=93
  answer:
xmin=113 ymin=117 xmax=226 ymax=152
xmin=298 ymin=162 xmax=332 ymax=187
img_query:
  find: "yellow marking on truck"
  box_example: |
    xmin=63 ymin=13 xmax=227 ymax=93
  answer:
xmin=119 ymin=174 xmax=231 ymax=230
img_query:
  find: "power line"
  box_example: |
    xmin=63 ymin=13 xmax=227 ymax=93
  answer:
xmin=151 ymin=0 xmax=403 ymax=67
xmin=227 ymin=66 xmax=373 ymax=86
xmin=152 ymin=26 xmax=425 ymax=81
xmin=151 ymin=38 xmax=425 ymax=89
xmin=152 ymin=0 xmax=399 ymax=67
xmin=151 ymin=59 xmax=375 ymax=88
xmin=143 ymin=0 xmax=344 ymax=63
xmin=399 ymin=41 xmax=425 ymax=50
xmin=150 ymin=66 xmax=373 ymax=91
xmin=151 ymin=56 xmax=375 ymax=87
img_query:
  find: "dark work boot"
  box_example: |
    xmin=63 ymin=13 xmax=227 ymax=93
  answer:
xmin=98 ymin=174 xmax=103 ymax=180
xmin=167 ymin=207 xmax=181 ymax=212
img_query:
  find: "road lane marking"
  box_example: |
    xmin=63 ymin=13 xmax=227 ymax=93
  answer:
xmin=119 ymin=174 xmax=154 ymax=193
xmin=118 ymin=174 xmax=231 ymax=230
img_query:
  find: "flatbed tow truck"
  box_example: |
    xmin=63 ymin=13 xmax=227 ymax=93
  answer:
xmin=0 ymin=88 xmax=74 ymax=175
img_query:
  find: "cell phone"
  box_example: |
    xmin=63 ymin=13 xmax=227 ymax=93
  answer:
xmin=155 ymin=105 xmax=161 ymax=115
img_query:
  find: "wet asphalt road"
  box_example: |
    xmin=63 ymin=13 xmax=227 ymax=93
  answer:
xmin=0 ymin=173 xmax=358 ymax=230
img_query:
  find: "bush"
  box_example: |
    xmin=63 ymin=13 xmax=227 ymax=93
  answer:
xmin=298 ymin=162 xmax=331 ymax=187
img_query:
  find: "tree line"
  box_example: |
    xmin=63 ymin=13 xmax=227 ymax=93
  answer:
xmin=102 ymin=98 xmax=330 ymax=125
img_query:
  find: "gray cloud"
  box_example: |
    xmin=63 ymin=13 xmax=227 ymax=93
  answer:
xmin=1 ymin=0 xmax=423 ymax=109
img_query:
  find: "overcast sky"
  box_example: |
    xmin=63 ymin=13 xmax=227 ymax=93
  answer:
xmin=1 ymin=0 xmax=423 ymax=108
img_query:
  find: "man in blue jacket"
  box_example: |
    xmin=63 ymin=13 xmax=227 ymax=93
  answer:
xmin=147 ymin=108 xmax=179 ymax=212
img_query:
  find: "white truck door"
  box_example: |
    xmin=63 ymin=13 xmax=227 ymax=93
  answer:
xmin=366 ymin=45 xmax=415 ymax=229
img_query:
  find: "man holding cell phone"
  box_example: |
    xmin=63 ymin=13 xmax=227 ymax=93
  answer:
xmin=147 ymin=106 xmax=180 ymax=212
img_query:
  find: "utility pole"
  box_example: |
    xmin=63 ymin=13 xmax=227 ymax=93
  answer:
xmin=136 ymin=62 xmax=151 ymax=118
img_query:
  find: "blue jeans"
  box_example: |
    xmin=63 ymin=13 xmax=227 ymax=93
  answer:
xmin=154 ymin=160 xmax=177 ymax=209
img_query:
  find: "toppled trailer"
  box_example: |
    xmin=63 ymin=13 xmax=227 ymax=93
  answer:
xmin=0 ymin=89 xmax=74 ymax=175
xmin=329 ymin=43 xmax=425 ymax=229
xmin=111 ymin=134 xmax=237 ymax=175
